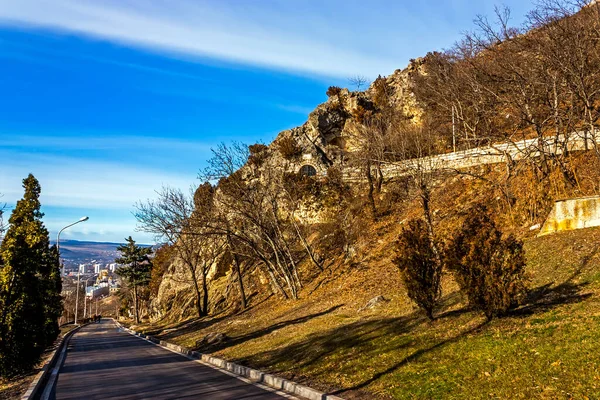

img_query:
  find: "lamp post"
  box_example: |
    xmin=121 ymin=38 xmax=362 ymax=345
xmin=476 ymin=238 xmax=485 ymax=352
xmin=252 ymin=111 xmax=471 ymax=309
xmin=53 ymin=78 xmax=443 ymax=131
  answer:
xmin=57 ymin=216 xmax=89 ymax=325
xmin=57 ymin=216 xmax=89 ymax=277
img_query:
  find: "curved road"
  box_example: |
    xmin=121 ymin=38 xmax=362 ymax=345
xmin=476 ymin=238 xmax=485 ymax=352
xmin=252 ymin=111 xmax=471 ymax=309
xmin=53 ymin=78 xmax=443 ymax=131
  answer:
xmin=53 ymin=319 xmax=290 ymax=399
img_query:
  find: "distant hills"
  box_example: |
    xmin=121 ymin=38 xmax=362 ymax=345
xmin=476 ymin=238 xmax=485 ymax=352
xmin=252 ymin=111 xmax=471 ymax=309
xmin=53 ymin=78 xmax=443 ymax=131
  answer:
xmin=52 ymin=239 xmax=153 ymax=270
xmin=52 ymin=239 xmax=123 ymax=269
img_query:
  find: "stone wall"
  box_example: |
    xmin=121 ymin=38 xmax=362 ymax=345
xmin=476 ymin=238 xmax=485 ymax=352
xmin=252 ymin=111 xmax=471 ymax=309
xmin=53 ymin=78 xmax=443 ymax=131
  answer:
xmin=539 ymin=196 xmax=600 ymax=236
xmin=342 ymin=130 xmax=599 ymax=182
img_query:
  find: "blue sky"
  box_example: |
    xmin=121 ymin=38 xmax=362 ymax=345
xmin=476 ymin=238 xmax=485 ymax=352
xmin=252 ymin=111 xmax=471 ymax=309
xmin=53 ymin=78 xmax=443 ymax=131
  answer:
xmin=0 ymin=0 xmax=533 ymax=244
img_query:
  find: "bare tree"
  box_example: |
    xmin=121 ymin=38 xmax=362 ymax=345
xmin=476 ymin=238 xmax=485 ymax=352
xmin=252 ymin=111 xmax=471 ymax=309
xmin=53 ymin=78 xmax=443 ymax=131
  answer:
xmin=393 ymin=120 xmax=449 ymax=265
xmin=215 ymin=170 xmax=303 ymax=300
xmin=200 ymin=141 xmax=250 ymax=182
xmin=199 ymin=142 xmax=253 ymax=309
xmin=203 ymin=142 xmax=325 ymax=301
xmin=135 ymin=185 xmax=212 ymax=318
xmin=349 ymin=77 xmax=406 ymax=218
xmin=527 ymin=0 xmax=600 ymax=160
xmin=349 ymin=75 xmax=369 ymax=91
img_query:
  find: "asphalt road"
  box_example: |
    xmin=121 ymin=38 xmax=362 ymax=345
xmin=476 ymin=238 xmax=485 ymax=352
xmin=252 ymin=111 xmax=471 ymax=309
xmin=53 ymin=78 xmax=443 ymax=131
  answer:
xmin=53 ymin=319 xmax=290 ymax=399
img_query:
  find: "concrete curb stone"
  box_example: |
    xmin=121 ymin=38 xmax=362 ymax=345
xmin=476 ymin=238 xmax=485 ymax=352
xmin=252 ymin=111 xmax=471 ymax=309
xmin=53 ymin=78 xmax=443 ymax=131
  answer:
xmin=21 ymin=323 xmax=88 ymax=400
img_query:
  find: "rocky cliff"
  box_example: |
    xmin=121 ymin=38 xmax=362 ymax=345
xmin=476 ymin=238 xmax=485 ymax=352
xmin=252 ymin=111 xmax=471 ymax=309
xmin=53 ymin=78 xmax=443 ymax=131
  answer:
xmin=151 ymin=59 xmax=427 ymax=320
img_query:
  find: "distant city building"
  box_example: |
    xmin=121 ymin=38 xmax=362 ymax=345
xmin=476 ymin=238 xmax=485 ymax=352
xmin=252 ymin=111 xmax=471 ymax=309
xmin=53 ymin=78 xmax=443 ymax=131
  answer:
xmin=94 ymin=263 xmax=101 ymax=274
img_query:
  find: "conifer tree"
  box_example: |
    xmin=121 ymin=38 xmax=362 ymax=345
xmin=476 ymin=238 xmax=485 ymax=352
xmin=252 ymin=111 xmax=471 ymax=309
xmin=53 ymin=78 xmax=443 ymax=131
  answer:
xmin=0 ymin=174 xmax=50 ymax=376
xmin=41 ymin=245 xmax=62 ymax=345
xmin=447 ymin=205 xmax=528 ymax=320
xmin=394 ymin=219 xmax=442 ymax=320
xmin=115 ymin=237 xmax=152 ymax=324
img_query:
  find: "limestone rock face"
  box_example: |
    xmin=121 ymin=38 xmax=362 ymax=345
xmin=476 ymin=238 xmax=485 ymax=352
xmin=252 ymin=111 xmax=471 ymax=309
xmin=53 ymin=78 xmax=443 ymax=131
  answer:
xmin=261 ymin=59 xmax=427 ymax=179
xmin=149 ymin=252 xmax=228 ymax=321
xmin=152 ymin=59 xmax=426 ymax=320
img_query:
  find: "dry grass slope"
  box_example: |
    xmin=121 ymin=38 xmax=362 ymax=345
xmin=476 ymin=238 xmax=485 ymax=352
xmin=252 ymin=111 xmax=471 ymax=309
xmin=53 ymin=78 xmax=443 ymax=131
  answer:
xmin=136 ymin=224 xmax=600 ymax=399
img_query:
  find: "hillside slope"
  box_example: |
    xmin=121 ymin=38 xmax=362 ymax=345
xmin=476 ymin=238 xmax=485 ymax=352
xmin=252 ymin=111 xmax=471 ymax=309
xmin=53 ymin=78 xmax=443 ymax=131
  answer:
xmin=136 ymin=3 xmax=600 ymax=398
xmin=137 ymin=224 xmax=600 ymax=399
xmin=136 ymin=150 xmax=600 ymax=398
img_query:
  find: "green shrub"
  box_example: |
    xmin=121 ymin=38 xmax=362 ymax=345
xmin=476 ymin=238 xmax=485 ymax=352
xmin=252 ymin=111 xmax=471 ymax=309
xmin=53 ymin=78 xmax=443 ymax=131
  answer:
xmin=248 ymin=143 xmax=269 ymax=167
xmin=446 ymin=205 xmax=528 ymax=320
xmin=276 ymin=136 xmax=302 ymax=160
xmin=394 ymin=219 xmax=442 ymax=320
xmin=326 ymin=86 xmax=342 ymax=97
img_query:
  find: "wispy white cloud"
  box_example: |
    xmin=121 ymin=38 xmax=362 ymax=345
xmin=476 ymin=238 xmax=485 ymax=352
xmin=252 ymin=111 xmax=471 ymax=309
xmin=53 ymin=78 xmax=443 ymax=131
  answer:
xmin=142 ymin=84 xmax=314 ymax=116
xmin=0 ymin=150 xmax=196 ymax=209
xmin=0 ymin=133 xmax=214 ymax=152
xmin=0 ymin=0 xmax=406 ymax=78
xmin=0 ymin=149 xmax=196 ymax=243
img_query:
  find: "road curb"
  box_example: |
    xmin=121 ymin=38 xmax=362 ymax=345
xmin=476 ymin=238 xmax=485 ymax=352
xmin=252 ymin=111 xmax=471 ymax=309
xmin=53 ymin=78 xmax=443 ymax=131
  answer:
xmin=21 ymin=323 xmax=86 ymax=400
xmin=114 ymin=320 xmax=345 ymax=400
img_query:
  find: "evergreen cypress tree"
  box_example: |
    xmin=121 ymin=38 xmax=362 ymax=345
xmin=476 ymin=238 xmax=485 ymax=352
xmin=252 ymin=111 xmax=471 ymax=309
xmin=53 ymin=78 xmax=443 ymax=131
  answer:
xmin=394 ymin=219 xmax=442 ymax=320
xmin=0 ymin=174 xmax=49 ymax=376
xmin=115 ymin=237 xmax=152 ymax=324
xmin=446 ymin=205 xmax=528 ymax=320
xmin=41 ymin=245 xmax=62 ymax=346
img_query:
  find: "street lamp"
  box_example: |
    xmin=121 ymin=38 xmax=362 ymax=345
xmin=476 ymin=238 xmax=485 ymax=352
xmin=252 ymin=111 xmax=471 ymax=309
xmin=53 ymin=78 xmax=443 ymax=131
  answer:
xmin=56 ymin=216 xmax=89 ymax=325
xmin=57 ymin=216 xmax=89 ymax=277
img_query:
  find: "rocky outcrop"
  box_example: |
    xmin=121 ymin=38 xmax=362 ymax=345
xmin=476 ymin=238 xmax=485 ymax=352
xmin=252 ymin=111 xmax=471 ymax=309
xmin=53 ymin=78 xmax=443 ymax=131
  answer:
xmin=268 ymin=58 xmax=426 ymax=177
xmin=151 ymin=60 xmax=426 ymax=321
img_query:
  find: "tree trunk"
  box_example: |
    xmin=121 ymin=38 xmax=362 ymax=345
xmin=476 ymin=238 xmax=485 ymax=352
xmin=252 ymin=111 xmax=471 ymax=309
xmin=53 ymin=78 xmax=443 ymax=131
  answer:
xmin=266 ymin=236 xmax=297 ymax=299
xmin=190 ymin=268 xmax=204 ymax=318
xmin=133 ymin=284 xmax=139 ymax=324
xmin=365 ymin=160 xmax=377 ymax=218
xmin=231 ymin=252 xmax=247 ymax=310
xmin=201 ymin=269 xmax=209 ymax=316
xmin=266 ymin=265 xmax=288 ymax=299
xmin=375 ymin=162 xmax=384 ymax=194
xmin=227 ymin=233 xmax=247 ymax=309
xmin=420 ymin=184 xmax=442 ymax=268
xmin=426 ymin=307 xmax=435 ymax=321
xmin=290 ymin=214 xmax=322 ymax=271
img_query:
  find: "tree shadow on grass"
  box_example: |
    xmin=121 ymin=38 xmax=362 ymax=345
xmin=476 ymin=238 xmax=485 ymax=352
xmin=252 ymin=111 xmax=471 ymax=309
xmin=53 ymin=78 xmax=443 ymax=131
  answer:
xmin=231 ymin=305 xmax=486 ymax=397
xmin=158 ymin=314 xmax=232 ymax=341
xmin=234 ymin=293 xmax=273 ymax=316
xmin=227 ymin=277 xmax=593 ymax=397
xmin=513 ymin=248 xmax=597 ymax=317
xmin=142 ymin=318 xmax=200 ymax=336
xmin=231 ymin=291 xmax=472 ymax=375
xmin=331 ymin=320 xmax=489 ymax=395
xmin=195 ymin=304 xmax=345 ymax=353
xmin=513 ymin=280 xmax=592 ymax=317
xmin=242 ymin=313 xmax=427 ymax=373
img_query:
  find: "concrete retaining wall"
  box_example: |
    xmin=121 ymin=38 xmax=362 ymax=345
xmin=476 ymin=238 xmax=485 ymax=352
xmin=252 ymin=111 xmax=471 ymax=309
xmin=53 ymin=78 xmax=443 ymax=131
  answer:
xmin=343 ymin=130 xmax=599 ymax=181
xmin=539 ymin=196 xmax=600 ymax=236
